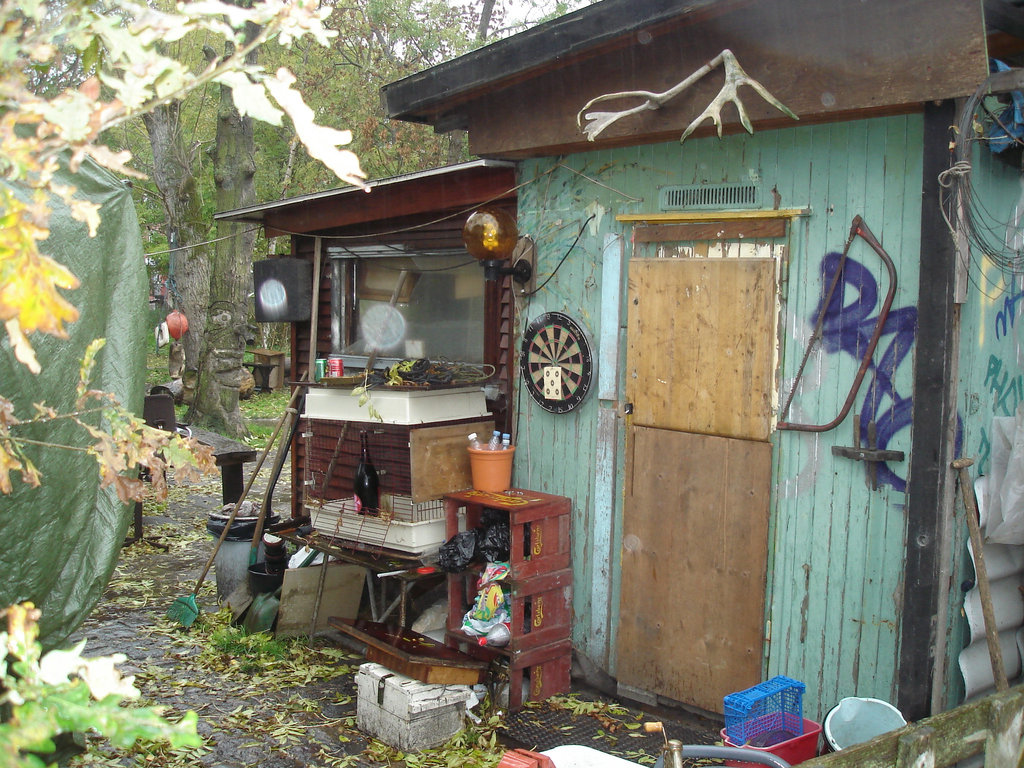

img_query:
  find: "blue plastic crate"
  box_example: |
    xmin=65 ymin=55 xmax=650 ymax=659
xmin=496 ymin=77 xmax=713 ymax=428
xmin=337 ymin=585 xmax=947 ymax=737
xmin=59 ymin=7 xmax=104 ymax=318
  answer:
xmin=724 ymin=676 xmax=805 ymax=746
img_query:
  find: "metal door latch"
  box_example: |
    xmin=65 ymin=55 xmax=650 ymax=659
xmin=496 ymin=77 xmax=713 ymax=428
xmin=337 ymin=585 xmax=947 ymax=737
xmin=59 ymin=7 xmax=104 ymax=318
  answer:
xmin=831 ymin=415 xmax=904 ymax=490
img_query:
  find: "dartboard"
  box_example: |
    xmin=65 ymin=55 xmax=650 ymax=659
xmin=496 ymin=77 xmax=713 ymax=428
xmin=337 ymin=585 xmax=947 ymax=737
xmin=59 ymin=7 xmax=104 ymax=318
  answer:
xmin=520 ymin=312 xmax=594 ymax=413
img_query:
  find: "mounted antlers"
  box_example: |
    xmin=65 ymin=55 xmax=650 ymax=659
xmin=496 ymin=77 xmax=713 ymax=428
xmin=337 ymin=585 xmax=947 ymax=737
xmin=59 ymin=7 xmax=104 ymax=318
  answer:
xmin=576 ymin=49 xmax=798 ymax=142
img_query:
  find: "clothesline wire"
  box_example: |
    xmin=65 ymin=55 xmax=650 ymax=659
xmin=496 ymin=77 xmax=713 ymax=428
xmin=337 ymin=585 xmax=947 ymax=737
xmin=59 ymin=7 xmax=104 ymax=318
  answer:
xmin=143 ymin=160 xmax=639 ymax=256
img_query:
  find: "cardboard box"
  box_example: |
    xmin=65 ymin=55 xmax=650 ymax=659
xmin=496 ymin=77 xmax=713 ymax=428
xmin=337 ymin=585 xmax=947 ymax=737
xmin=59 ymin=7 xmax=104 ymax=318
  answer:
xmin=275 ymin=562 xmax=364 ymax=638
xmin=357 ymin=662 xmax=472 ymax=750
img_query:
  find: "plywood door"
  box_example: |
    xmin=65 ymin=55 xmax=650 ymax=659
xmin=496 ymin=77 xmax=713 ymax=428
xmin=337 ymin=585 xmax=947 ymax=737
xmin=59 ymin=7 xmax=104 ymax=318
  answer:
xmin=626 ymin=258 xmax=776 ymax=441
xmin=617 ymin=256 xmax=775 ymax=713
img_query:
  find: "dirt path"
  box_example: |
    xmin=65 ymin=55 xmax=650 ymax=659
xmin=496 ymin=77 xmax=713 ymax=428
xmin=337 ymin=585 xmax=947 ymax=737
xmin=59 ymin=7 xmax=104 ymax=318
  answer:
xmin=67 ymin=451 xmax=719 ymax=767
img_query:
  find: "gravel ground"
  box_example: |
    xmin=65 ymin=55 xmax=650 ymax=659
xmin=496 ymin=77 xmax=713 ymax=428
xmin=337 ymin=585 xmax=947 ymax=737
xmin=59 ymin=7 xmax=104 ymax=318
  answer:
xmin=64 ymin=447 xmax=721 ymax=768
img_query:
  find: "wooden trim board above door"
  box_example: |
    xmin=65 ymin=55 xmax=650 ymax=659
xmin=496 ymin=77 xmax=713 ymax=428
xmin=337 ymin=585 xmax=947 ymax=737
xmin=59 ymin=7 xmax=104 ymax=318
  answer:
xmin=616 ymin=209 xmax=808 ymax=223
xmin=634 ymin=219 xmax=787 ymax=242
xmin=619 ymin=209 xmax=806 ymax=243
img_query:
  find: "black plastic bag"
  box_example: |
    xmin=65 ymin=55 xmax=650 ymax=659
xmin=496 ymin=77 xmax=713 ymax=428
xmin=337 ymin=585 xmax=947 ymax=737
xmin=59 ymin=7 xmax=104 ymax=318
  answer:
xmin=437 ymin=530 xmax=479 ymax=572
xmin=475 ymin=508 xmax=510 ymax=562
xmin=478 ymin=522 xmax=510 ymax=562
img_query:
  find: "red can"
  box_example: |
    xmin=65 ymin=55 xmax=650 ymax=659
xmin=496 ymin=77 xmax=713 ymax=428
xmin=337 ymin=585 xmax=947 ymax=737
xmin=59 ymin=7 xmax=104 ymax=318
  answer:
xmin=327 ymin=357 xmax=344 ymax=377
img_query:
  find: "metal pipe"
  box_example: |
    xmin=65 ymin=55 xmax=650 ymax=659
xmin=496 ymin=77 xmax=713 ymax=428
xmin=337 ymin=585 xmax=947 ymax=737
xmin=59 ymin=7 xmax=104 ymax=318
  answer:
xmin=330 ymin=257 xmax=345 ymax=356
xmin=677 ymin=744 xmax=790 ymax=768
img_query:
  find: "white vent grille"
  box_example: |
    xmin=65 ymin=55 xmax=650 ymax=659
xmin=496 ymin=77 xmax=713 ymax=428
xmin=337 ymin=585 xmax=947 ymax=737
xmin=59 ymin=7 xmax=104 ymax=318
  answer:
xmin=659 ymin=184 xmax=760 ymax=211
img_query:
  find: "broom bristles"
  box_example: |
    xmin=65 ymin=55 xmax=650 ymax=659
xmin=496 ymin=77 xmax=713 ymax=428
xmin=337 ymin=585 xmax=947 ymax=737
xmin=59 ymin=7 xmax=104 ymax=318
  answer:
xmin=167 ymin=594 xmax=200 ymax=627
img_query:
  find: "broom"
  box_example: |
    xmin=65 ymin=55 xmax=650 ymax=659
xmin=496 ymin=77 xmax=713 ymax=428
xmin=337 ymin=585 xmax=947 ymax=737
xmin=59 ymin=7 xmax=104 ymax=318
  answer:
xmin=167 ymin=377 xmax=308 ymax=627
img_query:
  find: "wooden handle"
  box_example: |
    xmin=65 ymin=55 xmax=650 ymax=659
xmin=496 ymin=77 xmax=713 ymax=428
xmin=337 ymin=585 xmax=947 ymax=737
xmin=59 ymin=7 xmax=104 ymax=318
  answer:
xmin=193 ymin=378 xmax=308 ymax=595
xmin=954 ymin=459 xmax=1008 ymax=691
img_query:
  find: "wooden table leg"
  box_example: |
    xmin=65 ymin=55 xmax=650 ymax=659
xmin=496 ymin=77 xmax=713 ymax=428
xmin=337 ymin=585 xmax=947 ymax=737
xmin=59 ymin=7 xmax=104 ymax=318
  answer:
xmin=308 ymin=555 xmax=330 ymax=642
xmin=221 ymin=464 xmax=243 ymax=505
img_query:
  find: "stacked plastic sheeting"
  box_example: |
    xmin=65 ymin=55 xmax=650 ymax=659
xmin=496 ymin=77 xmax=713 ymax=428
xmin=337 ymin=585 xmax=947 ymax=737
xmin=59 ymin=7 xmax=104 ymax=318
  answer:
xmin=959 ymin=415 xmax=1024 ymax=699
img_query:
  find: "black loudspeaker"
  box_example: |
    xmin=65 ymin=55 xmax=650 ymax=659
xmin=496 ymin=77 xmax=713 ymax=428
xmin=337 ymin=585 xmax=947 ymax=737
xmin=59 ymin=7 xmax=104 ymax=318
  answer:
xmin=253 ymin=258 xmax=313 ymax=322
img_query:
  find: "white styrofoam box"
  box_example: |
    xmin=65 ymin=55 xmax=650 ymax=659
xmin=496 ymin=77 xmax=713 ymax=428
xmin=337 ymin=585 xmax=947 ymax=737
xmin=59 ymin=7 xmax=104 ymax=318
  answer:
xmin=309 ymin=501 xmax=447 ymax=554
xmin=357 ymin=662 xmax=472 ymax=750
xmin=304 ymin=386 xmax=488 ymax=425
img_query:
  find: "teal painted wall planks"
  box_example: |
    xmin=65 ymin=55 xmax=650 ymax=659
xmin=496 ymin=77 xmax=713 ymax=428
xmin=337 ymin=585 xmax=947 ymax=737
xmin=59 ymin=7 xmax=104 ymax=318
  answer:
xmin=513 ymin=114 xmax=924 ymax=720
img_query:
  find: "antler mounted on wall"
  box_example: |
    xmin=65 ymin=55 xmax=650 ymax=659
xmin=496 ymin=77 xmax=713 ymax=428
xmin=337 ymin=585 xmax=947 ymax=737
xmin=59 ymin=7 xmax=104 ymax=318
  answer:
xmin=576 ymin=49 xmax=798 ymax=142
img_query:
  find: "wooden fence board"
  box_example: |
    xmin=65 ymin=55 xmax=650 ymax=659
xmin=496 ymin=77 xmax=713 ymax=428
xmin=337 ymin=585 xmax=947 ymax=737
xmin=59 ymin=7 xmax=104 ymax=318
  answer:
xmin=800 ymin=686 xmax=1024 ymax=768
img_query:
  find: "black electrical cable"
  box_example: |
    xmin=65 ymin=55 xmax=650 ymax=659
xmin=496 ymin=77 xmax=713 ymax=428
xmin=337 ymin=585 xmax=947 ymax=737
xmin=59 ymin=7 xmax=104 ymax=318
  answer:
xmin=521 ymin=214 xmax=596 ymax=297
xmin=941 ymin=75 xmax=1024 ymax=276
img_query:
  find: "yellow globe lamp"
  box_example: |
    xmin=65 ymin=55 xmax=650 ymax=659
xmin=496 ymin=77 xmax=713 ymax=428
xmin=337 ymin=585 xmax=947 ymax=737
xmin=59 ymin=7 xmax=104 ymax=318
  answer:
xmin=463 ymin=207 xmax=532 ymax=284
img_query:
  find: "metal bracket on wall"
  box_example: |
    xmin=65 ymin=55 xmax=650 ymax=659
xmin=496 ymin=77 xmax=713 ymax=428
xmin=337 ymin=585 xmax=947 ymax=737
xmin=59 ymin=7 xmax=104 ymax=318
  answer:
xmin=831 ymin=415 xmax=905 ymax=490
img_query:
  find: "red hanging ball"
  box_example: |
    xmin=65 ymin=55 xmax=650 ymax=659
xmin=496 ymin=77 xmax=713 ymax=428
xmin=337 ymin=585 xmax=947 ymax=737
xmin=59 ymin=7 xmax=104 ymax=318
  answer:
xmin=166 ymin=309 xmax=189 ymax=340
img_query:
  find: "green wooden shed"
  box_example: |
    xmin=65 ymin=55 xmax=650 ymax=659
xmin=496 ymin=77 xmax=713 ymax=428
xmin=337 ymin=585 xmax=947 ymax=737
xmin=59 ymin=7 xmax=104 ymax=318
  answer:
xmin=380 ymin=0 xmax=1024 ymax=722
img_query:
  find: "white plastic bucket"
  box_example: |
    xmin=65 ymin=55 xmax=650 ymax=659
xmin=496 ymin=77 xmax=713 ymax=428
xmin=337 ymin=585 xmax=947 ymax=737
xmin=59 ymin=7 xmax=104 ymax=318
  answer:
xmin=213 ymin=540 xmax=263 ymax=601
xmin=824 ymin=697 xmax=907 ymax=751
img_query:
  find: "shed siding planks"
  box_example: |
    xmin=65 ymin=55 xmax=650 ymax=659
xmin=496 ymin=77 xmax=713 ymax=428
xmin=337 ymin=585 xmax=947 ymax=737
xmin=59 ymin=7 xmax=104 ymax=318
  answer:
xmin=951 ymin=144 xmax=1024 ymax=707
xmin=516 ymin=114 xmax=921 ymax=717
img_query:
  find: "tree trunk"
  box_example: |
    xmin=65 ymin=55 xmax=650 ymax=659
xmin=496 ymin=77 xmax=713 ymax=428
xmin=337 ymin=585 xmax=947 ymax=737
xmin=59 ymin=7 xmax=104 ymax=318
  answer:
xmin=191 ymin=31 xmax=257 ymax=437
xmin=142 ymin=103 xmax=211 ymax=405
xmin=447 ymin=0 xmax=496 ymax=165
xmin=476 ymin=0 xmax=495 ymax=40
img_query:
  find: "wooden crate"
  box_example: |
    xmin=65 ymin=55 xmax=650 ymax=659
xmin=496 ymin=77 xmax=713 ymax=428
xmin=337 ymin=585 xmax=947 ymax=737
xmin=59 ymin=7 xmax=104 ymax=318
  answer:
xmin=442 ymin=488 xmax=573 ymax=712
xmin=448 ymin=568 xmax=572 ymax=653
xmin=448 ymin=637 xmax=572 ymax=712
xmin=443 ymin=489 xmax=571 ymax=578
xmin=507 ymin=640 xmax=572 ymax=711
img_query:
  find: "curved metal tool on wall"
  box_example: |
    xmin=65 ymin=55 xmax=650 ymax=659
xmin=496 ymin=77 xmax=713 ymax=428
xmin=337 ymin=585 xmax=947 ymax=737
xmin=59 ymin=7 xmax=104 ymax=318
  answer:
xmin=777 ymin=215 xmax=905 ymax=489
xmin=777 ymin=214 xmax=897 ymax=433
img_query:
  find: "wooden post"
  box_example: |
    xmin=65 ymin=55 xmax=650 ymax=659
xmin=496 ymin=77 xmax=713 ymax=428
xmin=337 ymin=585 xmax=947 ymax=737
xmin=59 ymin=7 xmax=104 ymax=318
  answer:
xmin=952 ymin=457 xmax=1009 ymax=692
xmin=896 ymin=726 xmax=935 ymax=768
xmin=308 ymin=236 xmax=322 ymax=377
xmin=983 ymin=688 xmax=1024 ymax=768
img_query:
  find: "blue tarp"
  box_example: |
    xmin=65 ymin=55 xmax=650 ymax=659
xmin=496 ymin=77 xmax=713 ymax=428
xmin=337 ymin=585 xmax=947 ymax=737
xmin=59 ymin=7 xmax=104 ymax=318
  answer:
xmin=987 ymin=59 xmax=1024 ymax=154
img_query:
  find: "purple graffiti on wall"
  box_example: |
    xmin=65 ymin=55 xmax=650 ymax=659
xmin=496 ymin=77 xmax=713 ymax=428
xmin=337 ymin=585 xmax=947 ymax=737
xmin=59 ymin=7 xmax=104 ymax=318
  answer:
xmin=815 ymin=251 xmax=918 ymax=491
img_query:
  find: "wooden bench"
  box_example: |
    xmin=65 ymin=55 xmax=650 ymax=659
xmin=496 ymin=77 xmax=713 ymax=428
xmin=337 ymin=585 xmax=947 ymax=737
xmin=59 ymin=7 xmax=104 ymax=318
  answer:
xmin=189 ymin=426 xmax=258 ymax=504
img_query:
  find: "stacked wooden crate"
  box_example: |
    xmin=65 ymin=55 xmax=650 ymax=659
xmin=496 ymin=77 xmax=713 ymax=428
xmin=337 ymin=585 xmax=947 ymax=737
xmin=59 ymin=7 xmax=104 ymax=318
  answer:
xmin=442 ymin=488 xmax=572 ymax=712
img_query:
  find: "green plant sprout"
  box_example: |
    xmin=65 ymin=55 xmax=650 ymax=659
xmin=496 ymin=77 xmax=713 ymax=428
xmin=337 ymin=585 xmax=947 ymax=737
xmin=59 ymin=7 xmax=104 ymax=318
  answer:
xmin=0 ymin=603 xmax=201 ymax=767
